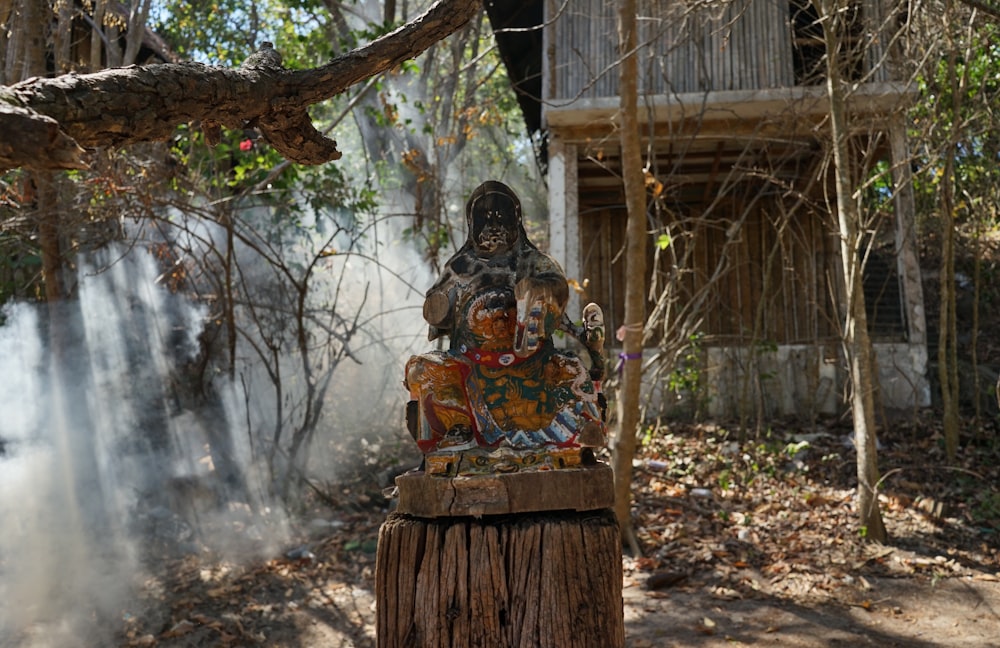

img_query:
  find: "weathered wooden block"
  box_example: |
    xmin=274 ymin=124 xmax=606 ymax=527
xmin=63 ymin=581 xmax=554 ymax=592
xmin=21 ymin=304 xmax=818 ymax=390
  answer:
xmin=394 ymin=463 xmax=615 ymax=518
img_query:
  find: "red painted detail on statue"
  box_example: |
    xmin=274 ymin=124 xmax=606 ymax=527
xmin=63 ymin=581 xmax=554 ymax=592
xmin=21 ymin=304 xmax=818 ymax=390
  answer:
xmin=459 ymin=345 xmax=538 ymax=368
xmin=456 ymin=360 xmax=480 ymax=437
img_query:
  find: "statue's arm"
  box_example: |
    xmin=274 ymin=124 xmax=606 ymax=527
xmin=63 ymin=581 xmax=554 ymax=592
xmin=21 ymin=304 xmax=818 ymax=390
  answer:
xmin=423 ymin=271 xmax=459 ymax=340
xmin=424 ymin=288 xmax=452 ymax=327
xmin=512 ymin=253 xmax=570 ymax=356
xmin=515 ymin=253 xmax=569 ymax=313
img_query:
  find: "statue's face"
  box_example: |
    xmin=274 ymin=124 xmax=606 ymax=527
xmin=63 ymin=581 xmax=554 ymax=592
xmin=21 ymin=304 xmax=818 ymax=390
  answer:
xmin=470 ymin=192 xmax=519 ymax=256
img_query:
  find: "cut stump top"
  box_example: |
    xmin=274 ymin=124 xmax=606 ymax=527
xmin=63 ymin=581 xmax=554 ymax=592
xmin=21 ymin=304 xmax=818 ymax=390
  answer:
xmin=394 ymin=462 xmax=615 ymax=518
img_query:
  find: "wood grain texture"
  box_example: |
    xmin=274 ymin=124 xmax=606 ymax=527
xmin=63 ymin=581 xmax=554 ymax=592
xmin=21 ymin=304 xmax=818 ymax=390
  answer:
xmin=375 ymin=509 xmax=624 ymax=648
xmin=394 ymin=464 xmax=615 ymax=518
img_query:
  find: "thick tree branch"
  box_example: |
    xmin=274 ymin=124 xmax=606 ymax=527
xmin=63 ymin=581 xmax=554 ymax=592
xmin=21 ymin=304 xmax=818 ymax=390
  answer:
xmin=0 ymin=105 xmax=89 ymax=170
xmin=0 ymin=0 xmax=481 ymax=171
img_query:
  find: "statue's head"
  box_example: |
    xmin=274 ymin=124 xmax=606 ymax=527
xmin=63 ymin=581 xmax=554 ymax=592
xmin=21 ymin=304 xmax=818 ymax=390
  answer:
xmin=466 ymin=181 xmax=522 ymax=257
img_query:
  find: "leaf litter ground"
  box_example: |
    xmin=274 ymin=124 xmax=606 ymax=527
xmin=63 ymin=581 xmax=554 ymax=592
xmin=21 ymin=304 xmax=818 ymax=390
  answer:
xmin=110 ymin=420 xmax=999 ymax=647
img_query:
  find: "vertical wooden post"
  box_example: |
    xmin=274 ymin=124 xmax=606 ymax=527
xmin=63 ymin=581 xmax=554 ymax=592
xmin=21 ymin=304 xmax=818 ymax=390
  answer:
xmin=548 ymin=137 xmax=580 ymax=319
xmin=889 ymin=113 xmax=931 ymax=408
xmin=375 ymin=464 xmax=624 ymax=647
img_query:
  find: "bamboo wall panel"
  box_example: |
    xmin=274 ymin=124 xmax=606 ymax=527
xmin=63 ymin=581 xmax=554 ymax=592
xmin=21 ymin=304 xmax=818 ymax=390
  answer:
xmin=579 ymin=207 xmax=627 ymax=334
xmin=548 ymin=0 xmax=893 ymax=101
xmin=578 ymin=191 xmax=844 ymax=346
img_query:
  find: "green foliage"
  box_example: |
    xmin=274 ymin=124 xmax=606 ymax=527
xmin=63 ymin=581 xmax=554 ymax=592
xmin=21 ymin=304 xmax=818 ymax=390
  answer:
xmin=862 ymin=159 xmax=895 ymax=216
xmin=640 ymin=424 xmax=656 ymax=447
xmin=152 ymin=0 xmax=382 ymax=246
xmin=152 ymin=0 xmax=537 ymax=267
xmin=645 ymin=427 xmax=811 ymax=497
xmin=910 ymin=21 xmax=1000 ymax=229
xmin=152 ymin=0 xmax=335 ymax=67
xmin=721 ymin=432 xmax=811 ymax=493
xmin=753 ymin=339 xmax=779 ymax=382
xmin=667 ymin=332 xmax=704 ymax=394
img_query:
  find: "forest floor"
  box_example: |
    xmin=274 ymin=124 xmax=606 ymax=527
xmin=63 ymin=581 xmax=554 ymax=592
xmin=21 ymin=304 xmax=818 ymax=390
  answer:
xmin=111 ymin=418 xmax=1000 ymax=648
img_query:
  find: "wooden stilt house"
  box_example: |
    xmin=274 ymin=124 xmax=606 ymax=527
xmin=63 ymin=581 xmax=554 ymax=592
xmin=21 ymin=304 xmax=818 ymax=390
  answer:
xmin=486 ymin=0 xmax=929 ymax=420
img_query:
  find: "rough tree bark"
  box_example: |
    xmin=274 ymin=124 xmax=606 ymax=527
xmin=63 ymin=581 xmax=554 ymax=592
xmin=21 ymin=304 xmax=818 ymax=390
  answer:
xmin=13 ymin=0 xmax=67 ymax=300
xmin=0 ymin=0 xmax=481 ymax=171
xmin=816 ymin=0 xmax=887 ymax=542
xmin=610 ymin=0 xmax=647 ymax=556
xmin=938 ymin=0 xmax=973 ymax=461
xmin=376 ymin=509 xmax=624 ymax=648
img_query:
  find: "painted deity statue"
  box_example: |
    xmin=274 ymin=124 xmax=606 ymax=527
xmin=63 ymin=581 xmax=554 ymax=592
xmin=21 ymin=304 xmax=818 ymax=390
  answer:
xmin=404 ymin=181 xmax=607 ymax=475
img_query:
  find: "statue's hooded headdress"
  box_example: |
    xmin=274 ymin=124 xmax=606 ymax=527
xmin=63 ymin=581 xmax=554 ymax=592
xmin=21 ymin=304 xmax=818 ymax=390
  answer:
xmin=423 ymin=181 xmax=546 ymax=342
xmin=463 ymin=181 xmax=536 ymax=258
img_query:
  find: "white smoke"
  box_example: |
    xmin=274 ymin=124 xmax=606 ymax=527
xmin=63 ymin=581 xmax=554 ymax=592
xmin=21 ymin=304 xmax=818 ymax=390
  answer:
xmin=0 ymin=248 xmax=214 ymax=646
xmin=0 ymin=144 xmax=536 ymax=648
xmin=0 ymin=239 xmax=413 ymax=646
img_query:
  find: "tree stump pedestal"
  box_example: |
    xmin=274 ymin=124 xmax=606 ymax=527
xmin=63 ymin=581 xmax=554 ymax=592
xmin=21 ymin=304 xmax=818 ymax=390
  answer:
xmin=375 ymin=463 xmax=624 ymax=647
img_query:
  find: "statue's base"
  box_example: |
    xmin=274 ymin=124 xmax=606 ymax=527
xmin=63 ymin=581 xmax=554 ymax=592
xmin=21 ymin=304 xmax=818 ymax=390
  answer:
xmin=394 ymin=462 xmax=614 ymax=518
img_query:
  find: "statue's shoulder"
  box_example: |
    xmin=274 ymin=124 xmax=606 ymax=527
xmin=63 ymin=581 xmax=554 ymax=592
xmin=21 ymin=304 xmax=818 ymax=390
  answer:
xmin=518 ymin=249 xmax=565 ymax=278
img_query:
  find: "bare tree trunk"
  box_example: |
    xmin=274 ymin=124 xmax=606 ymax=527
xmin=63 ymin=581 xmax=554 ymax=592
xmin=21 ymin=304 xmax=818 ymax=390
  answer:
xmin=816 ymin=0 xmax=887 ymax=543
xmin=0 ymin=0 xmax=15 ymax=84
xmin=89 ymin=0 xmax=108 ymax=71
xmin=17 ymin=0 xmax=45 ymax=80
xmin=938 ymin=171 xmax=958 ymax=456
xmin=611 ymin=0 xmax=647 ymax=556
xmin=34 ymin=172 xmax=65 ymax=300
xmin=376 ymin=509 xmax=624 ymax=647
xmin=972 ymin=207 xmax=982 ymax=424
xmin=54 ymin=0 xmax=72 ymax=73
xmin=20 ymin=0 xmax=67 ymax=301
xmin=121 ymin=0 xmax=151 ymax=66
xmin=939 ymin=0 xmax=970 ymax=460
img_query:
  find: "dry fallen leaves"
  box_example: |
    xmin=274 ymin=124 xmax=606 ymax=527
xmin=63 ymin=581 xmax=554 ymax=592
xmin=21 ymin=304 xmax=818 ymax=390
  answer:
xmin=628 ymin=422 xmax=1000 ymax=609
xmin=119 ymin=420 xmax=998 ymax=647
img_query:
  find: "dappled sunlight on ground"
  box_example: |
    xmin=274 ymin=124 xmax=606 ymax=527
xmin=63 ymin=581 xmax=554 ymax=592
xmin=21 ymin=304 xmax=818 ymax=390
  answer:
xmin=103 ymin=419 xmax=1000 ymax=647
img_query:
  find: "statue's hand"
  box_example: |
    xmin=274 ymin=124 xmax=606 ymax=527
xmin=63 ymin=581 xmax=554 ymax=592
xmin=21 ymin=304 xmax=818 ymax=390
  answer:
xmin=514 ymin=295 xmax=545 ymax=357
xmin=582 ymin=302 xmax=605 ymax=355
xmin=514 ymin=279 xmax=554 ymax=357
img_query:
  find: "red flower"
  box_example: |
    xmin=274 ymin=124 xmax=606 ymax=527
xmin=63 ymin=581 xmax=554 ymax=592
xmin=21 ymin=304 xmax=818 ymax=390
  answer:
xmin=239 ymin=139 xmax=253 ymax=152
